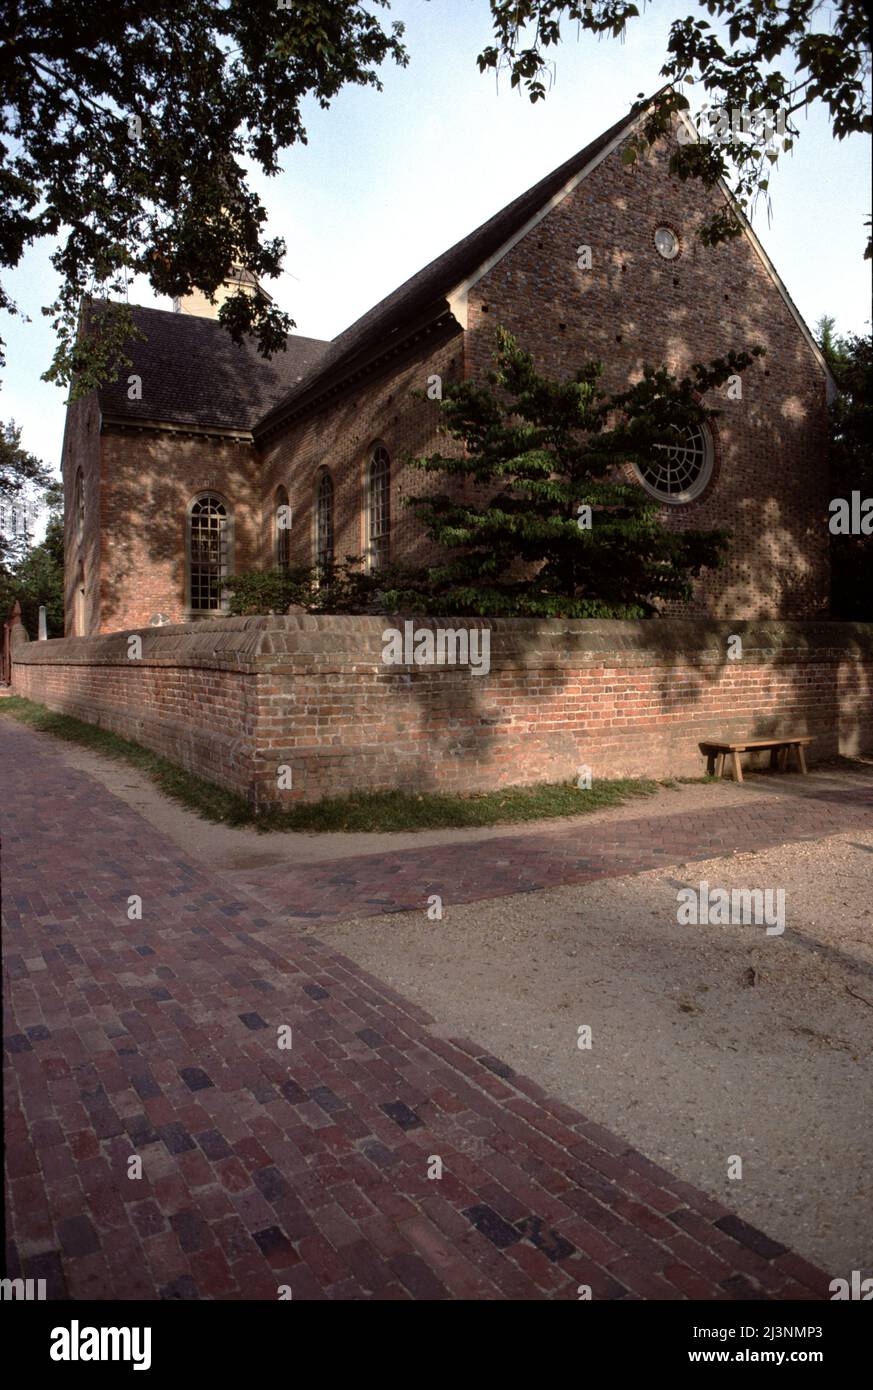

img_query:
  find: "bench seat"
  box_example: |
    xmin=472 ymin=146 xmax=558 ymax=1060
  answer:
xmin=698 ymin=736 xmax=813 ymax=783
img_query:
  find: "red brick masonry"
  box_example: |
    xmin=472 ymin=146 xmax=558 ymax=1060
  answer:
xmin=2 ymin=720 xmax=836 ymax=1300
xmin=11 ymin=617 xmax=873 ymax=806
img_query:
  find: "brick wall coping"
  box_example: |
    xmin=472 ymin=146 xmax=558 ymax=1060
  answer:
xmin=12 ymin=616 xmax=873 ymax=675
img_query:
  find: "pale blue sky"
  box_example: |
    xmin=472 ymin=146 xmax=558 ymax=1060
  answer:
xmin=3 ymin=0 xmax=871 ymax=484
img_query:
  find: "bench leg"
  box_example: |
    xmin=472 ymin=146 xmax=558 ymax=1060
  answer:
xmin=797 ymin=744 xmax=808 ymax=775
xmin=769 ymin=747 xmax=779 ymax=770
xmin=715 ymin=753 xmax=725 ymax=780
xmin=706 ymin=752 xmax=715 ymax=776
xmin=731 ymin=750 xmax=744 ymax=784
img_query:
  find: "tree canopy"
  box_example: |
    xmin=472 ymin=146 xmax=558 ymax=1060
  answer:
xmin=817 ymin=316 xmax=872 ymax=620
xmin=0 ymin=419 xmax=53 ymax=569
xmin=1 ymin=2 xmax=867 ymax=397
xmin=1 ymin=1 xmax=407 ymax=393
xmin=480 ymin=1 xmax=871 ymax=255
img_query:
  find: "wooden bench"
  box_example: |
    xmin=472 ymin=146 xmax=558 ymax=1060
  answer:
xmin=699 ymin=736 xmax=813 ymax=784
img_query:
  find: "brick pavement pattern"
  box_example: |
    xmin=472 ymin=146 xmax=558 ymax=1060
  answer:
xmin=2 ymin=720 xmax=848 ymax=1301
xmin=234 ymin=777 xmax=873 ymax=924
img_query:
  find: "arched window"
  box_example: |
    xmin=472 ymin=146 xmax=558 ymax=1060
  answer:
xmin=74 ymin=561 xmax=86 ymax=636
xmin=75 ymin=468 xmax=85 ymax=547
xmin=187 ymin=493 xmax=231 ymax=612
xmin=315 ymin=469 xmax=334 ymax=572
xmin=274 ymin=485 xmax=290 ymax=571
xmin=366 ymin=444 xmax=390 ymax=572
xmin=72 ymin=468 xmax=86 ymax=633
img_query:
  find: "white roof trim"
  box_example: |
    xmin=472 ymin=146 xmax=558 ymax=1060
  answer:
xmin=447 ymin=106 xmax=650 ymax=306
xmin=447 ymin=101 xmax=837 ymax=404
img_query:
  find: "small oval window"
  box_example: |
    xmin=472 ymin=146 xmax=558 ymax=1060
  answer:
xmin=654 ymin=226 xmax=680 ymax=260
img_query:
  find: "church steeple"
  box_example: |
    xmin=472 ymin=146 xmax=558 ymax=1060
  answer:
xmin=172 ymin=266 xmax=272 ymax=318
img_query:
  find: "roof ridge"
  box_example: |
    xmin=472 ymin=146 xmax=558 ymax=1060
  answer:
xmin=88 ymin=297 xmax=330 ymax=348
xmin=255 ymin=88 xmax=663 ymax=435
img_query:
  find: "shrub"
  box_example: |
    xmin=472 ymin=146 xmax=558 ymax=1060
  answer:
xmin=224 ymin=557 xmax=412 ymax=617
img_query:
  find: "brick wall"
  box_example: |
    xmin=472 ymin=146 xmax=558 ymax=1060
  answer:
xmin=258 ymin=332 xmax=464 ymax=572
xmin=61 ymin=395 xmax=102 ymax=636
xmin=465 ymin=129 xmax=831 ymax=618
xmin=11 ymin=619 xmax=261 ymax=798
xmin=96 ymin=427 xmax=261 ymax=632
xmin=13 ymin=617 xmax=872 ymax=807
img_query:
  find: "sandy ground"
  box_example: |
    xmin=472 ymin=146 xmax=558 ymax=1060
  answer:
xmin=20 ymin=728 xmax=873 ymax=1273
xmin=309 ymin=833 xmax=873 ymax=1275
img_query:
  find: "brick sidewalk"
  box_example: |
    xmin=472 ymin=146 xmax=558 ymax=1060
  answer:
xmin=233 ymin=775 xmax=873 ymax=924
xmin=2 ymin=721 xmax=834 ymax=1300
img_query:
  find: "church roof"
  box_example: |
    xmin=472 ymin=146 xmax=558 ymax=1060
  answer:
xmin=95 ymin=87 xmax=833 ymax=435
xmin=96 ymin=304 xmax=329 ymax=432
xmin=94 ymin=91 xmax=661 ymax=436
xmin=255 ymin=95 xmax=651 ymax=435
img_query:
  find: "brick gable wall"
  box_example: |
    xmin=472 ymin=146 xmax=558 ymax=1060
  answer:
xmin=61 ymin=395 xmax=102 ymax=636
xmin=464 ymin=130 xmax=830 ymax=617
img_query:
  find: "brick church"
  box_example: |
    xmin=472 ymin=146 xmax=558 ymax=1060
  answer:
xmin=62 ymin=93 xmax=835 ymax=636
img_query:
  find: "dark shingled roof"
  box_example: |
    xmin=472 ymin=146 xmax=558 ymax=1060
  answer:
xmin=95 ymin=93 xmax=659 ymax=436
xmin=96 ymin=304 xmax=329 ymax=432
xmin=255 ymin=94 xmax=651 ymax=434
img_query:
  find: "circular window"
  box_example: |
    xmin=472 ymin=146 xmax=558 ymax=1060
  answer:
xmin=634 ymin=422 xmax=714 ymax=504
xmin=654 ymin=226 xmax=680 ymax=260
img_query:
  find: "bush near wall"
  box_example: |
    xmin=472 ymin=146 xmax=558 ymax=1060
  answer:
xmin=224 ymin=559 xmax=409 ymax=617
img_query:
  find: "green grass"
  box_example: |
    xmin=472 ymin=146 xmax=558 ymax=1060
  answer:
xmin=0 ymin=693 xmax=711 ymax=833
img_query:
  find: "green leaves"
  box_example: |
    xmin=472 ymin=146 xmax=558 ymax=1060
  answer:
xmin=480 ymin=1 xmax=871 ymax=257
xmin=393 ymin=328 xmax=748 ymax=618
xmin=1 ymin=1 xmax=408 ymax=389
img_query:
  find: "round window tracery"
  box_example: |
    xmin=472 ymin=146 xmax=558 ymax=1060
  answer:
xmin=633 ymin=422 xmax=714 ymax=504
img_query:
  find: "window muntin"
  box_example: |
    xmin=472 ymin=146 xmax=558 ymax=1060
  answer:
xmin=315 ymin=469 xmax=334 ymax=571
xmin=366 ymin=445 xmax=390 ymax=572
xmin=633 ymin=423 xmax=714 ymax=504
xmin=188 ymin=494 xmax=230 ymax=611
xmin=275 ymin=485 xmax=290 ymax=571
xmin=75 ymin=468 xmax=85 ymax=547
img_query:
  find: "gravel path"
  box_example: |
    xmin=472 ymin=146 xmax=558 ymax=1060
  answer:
xmin=306 ymin=832 xmax=873 ymax=1275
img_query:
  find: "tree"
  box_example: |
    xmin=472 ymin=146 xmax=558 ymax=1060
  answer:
xmin=384 ymin=328 xmax=763 ymax=618
xmin=4 ymin=4 xmax=866 ymax=401
xmin=1 ymin=2 xmax=407 ymax=393
xmin=0 ymin=470 xmax=63 ymax=633
xmin=816 ymin=316 xmax=872 ymax=619
xmin=0 ymin=419 xmax=54 ymax=569
xmin=224 ymin=556 xmax=404 ymax=616
xmin=480 ymin=1 xmax=872 ymax=256
xmin=3 ymin=506 xmax=64 ymax=637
